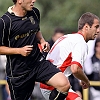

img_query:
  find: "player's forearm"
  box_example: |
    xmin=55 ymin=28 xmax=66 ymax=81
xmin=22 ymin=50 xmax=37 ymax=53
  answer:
xmin=0 ymin=46 xmax=20 ymax=55
xmin=73 ymin=69 xmax=89 ymax=83
xmin=36 ymin=31 xmax=46 ymax=43
xmin=71 ymin=64 xmax=89 ymax=83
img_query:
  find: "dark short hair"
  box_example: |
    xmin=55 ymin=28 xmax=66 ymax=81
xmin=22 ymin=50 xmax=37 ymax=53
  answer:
xmin=78 ymin=12 xmax=100 ymax=30
xmin=12 ymin=0 xmax=17 ymax=4
xmin=53 ymin=27 xmax=65 ymax=36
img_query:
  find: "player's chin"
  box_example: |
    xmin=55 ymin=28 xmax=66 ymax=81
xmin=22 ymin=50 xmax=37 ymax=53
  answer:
xmin=92 ymin=35 xmax=97 ymax=40
xmin=94 ymin=34 xmax=98 ymax=38
xmin=28 ymin=8 xmax=33 ymax=11
xmin=27 ymin=7 xmax=33 ymax=11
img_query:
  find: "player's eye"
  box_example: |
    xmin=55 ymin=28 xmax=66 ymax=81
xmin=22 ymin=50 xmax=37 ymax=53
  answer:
xmin=95 ymin=25 xmax=99 ymax=29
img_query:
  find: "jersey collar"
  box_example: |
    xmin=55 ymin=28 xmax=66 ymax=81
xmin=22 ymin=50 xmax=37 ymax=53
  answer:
xmin=8 ymin=5 xmax=15 ymax=15
xmin=77 ymin=32 xmax=85 ymax=40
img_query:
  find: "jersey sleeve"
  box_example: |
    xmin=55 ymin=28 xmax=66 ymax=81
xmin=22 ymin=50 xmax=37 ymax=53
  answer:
xmin=71 ymin=42 xmax=88 ymax=68
xmin=0 ymin=16 xmax=9 ymax=46
xmin=0 ymin=18 xmax=5 ymax=46
xmin=33 ymin=7 xmax=40 ymax=22
xmin=33 ymin=7 xmax=40 ymax=31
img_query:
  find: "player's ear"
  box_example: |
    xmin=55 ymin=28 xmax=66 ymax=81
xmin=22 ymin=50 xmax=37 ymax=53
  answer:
xmin=84 ymin=23 xmax=90 ymax=30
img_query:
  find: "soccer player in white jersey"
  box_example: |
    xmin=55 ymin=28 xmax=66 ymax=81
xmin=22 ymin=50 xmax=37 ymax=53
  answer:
xmin=40 ymin=12 xmax=100 ymax=100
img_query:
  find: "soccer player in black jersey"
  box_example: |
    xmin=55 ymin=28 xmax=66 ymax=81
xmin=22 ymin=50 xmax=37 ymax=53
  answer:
xmin=0 ymin=0 xmax=70 ymax=100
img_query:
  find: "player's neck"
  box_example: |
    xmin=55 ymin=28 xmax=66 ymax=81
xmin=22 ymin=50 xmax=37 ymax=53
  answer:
xmin=78 ymin=30 xmax=87 ymax=41
xmin=12 ymin=5 xmax=27 ymax=17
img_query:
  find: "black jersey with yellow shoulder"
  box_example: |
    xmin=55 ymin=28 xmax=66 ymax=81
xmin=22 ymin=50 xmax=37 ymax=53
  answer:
xmin=0 ymin=7 xmax=42 ymax=77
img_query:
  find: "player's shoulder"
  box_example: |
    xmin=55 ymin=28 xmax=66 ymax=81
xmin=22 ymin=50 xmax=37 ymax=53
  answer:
xmin=33 ymin=7 xmax=39 ymax=11
xmin=0 ymin=12 xmax=11 ymax=23
xmin=70 ymin=33 xmax=84 ymax=41
xmin=67 ymin=33 xmax=86 ymax=45
xmin=32 ymin=7 xmax=40 ymax=15
xmin=29 ymin=7 xmax=40 ymax=20
xmin=0 ymin=12 xmax=12 ymax=29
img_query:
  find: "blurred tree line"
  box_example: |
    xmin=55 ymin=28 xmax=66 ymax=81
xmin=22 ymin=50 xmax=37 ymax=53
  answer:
xmin=0 ymin=0 xmax=100 ymax=40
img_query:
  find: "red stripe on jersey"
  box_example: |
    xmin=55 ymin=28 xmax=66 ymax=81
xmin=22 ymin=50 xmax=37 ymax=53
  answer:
xmin=40 ymin=53 xmax=72 ymax=90
xmin=38 ymin=43 xmax=42 ymax=52
xmin=59 ymin=53 xmax=82 ymax=72
xmin=40 ymin=83 xmax=54 ymax=90
xmin=59 ymin=53 xmax=72 ymax=72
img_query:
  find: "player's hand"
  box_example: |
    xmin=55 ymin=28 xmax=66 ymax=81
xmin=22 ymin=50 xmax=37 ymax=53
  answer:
xmin=80 ymin=80 xmax=90 ymax=89
xmin=41 ymin=42 xmax=50 ymax=52
xmin=20 ymin=45 xmax=33 ymax=56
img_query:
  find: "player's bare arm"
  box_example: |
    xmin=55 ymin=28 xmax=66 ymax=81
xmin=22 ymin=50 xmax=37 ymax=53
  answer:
xmin=36 ymin=31 xmax=50 ymax=52
xmin=70 ymin=64 xmax=90 ymax=89
xmin=0 ymin=45 xmax=33 ymax=56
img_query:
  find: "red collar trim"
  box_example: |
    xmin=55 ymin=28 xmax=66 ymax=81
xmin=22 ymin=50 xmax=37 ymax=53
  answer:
xmin=77 ymin=32 xmax=85 ymax=40
xmin=77 ymin=32 xmax=84 ymax=37
xmin=72 ymin=32 xmax=85 ymax=40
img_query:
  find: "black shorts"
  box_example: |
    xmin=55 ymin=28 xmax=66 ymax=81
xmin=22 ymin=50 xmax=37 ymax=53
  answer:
xmin=7 ymin=57 xmax=60 ymax=100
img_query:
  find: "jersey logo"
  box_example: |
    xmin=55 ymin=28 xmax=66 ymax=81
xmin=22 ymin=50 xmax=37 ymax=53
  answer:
xmin=29 ymin=16 xmax=35 ymax=24
xmin=22 ymin=17 xmax=27 ymax=20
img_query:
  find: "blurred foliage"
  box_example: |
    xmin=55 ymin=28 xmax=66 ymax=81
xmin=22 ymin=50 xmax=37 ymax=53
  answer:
xmin=0 ymin=0 xmax=100 ymax=40
xmin=0 ymin=0 xmax=13 ymax=16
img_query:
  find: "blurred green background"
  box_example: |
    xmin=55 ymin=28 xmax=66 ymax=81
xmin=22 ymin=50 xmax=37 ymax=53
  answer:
xmin=0 ymin=0 xmax=100 ymax=40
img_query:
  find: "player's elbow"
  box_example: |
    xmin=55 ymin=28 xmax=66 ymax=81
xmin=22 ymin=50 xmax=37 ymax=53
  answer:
xmin=71 ymin=68 xmax=79 ymax=75
xmin=70 ymin=64 xmax=80 ymax=74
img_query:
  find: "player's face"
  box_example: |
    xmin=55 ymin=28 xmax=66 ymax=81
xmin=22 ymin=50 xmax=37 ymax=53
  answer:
xmin=21 ymin=0 xmax=36 ymax=11
xmin=96 ymin=42 xmax=100 ymax=55
xmin=88 ymin=19 xmax=100 ymax=40
xmin=53 ymin=33 xmax=64 ymax=42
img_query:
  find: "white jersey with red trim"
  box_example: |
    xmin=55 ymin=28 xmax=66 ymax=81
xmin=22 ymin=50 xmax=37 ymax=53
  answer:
xmin=46 ymin=33 xmax=88 ymax=77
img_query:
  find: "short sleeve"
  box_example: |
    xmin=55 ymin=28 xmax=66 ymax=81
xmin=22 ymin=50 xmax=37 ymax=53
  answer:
xmin=33 ymin=7 xmax=40 ymax=31
xmin=0 ymin=14 xmax=10 ymax=46
xmin=0 ymin=18 xmax=5 ymax=46
xmin=33 ymin=7 xmax=40 ymax=22
xmin=72 ymin=42 xmax=88 ymax=68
